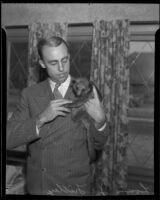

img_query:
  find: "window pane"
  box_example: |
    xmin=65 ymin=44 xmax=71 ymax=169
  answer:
xmin=68 ymin=39 xmax=92 ymax=79
xmin=127 ymin=41 xmax=154 ymax=170
xmin=8 ymin=42 xmax=28 ymax=113
xmin=128 ymin=42 xmax=154 ymax=114
xmin=9 ymin=42 xmax=28 ymax=90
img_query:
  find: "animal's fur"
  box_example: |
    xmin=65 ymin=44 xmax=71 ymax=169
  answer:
xmin=69 ymin=78 xmax=104 ymax=163
xmin=65 ymin=78 xmax=102 ymax=122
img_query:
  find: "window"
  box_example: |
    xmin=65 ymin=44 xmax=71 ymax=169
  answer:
xmin=68 ymin=24 xmax=93 ymax=79
xmin=127 ymin=40 xmax=154 ymax=169
xmin=127 ymin=23 xmax=158 ymax=171
xmin=126 ymin=23 xmax=158 ymax=188
xmin=6 ymin=27 xmax=28 ymax=114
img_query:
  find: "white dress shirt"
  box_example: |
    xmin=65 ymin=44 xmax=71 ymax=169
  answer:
xmin=49 ymin=75 xmax=71 ymax=97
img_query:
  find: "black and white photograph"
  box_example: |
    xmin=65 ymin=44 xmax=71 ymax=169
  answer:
xmin=1 ymin=2 xmax=159 ymax=197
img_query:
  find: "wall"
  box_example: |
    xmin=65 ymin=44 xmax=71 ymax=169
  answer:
xmin=2 ymin=3 xmax=159 ymax=26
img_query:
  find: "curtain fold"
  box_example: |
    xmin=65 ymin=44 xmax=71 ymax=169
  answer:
xmin=90 ymin=19 xmax=130 ymax=195
xmin=27 ymin=22 xmax=68 ymax=86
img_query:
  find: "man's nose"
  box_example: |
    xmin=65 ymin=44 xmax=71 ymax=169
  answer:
xmin=58 ymin=61 xmax=64 ymax=72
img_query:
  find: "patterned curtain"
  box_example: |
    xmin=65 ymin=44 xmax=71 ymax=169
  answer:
xmin=28 ymin=22 xmax=68 ymax=86
xmin=90 ymin=20 xmax=130 ymax=195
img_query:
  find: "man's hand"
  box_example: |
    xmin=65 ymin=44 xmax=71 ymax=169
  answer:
xmin=36 ymin=99 xmax=72 ymax=128
xmin=84 ymin=86 xmax=106 ymax=129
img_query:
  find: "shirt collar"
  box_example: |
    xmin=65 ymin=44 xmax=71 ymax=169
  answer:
xmin=49 ymin=75 xmax=71 ymax=97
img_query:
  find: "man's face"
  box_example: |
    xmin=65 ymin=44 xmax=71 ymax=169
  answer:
xmin=39 ymin=43 xmax=70 ymax=84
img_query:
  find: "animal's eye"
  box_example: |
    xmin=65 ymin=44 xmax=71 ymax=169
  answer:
xmin=72 ymin=80 xmax=76 ymax=84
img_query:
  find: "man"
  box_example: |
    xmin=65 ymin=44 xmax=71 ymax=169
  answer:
xmin=7 ymin=36 xmax=108 ymax=196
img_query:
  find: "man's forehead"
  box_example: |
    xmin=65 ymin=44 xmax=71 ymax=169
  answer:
xmin=43 ymin=43 xmax=68 ymax=54
xmin=44 ymin=42 xmax=67 ymax=51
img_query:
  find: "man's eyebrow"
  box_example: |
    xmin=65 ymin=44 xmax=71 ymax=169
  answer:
xmin=48 ymin=55 xmax=68 ymax=63
xmin=62 ymin=55 xmax=69 ymax=59
xmin=48 ymin=59 xmax=58 ymax=63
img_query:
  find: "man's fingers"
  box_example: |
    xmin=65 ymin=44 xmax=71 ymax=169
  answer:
xmin=58 ymin=107 xmax=71 ymax=113
xmin=57 ymin=111 xmax=66 ymax=117
xmin=84 ymin=101 xmax=89 ymax=107
xmin=51 ymin=99 xmax=72 ymax=105
xmin=51 ymin=99 xmax=72 ymax=103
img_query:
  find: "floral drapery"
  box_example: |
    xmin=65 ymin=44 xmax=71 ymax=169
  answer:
xmin=90 ymin=20 xmax=130 ymax=195
xmin=28 ymin=22 xmax=68 ymax=86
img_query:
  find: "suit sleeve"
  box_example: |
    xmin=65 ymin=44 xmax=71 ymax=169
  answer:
xmin=89 ymin=121 xmax=109 ymax=150
xmin=6 ymin=89 xmax=40 ymax=150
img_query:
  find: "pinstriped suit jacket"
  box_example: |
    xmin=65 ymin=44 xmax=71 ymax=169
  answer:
xmin=7 ymin=78 xmax=108 ymax=196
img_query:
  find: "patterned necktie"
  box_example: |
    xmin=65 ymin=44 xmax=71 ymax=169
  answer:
xmin=53 ymin=83 xmax=63 ymax=99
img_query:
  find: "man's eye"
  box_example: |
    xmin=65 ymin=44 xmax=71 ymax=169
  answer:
xmin=51 ymin=62 xmax=57 ymax=66
xmin=62 ymin=58 xmax=68 ymax=63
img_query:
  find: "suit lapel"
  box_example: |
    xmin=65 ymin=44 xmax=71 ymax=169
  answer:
xmin=33 ymin=79 xmax=54 ymax=113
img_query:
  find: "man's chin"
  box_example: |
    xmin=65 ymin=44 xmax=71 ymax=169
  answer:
xmin=50 ymin=74 xmax=69 ymax=83
xmin=57 ymin=75 xmax=68 ymax=83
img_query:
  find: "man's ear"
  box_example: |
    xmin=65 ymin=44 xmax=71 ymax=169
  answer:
xmin=39 ymin=60 xmax=46 ymax=69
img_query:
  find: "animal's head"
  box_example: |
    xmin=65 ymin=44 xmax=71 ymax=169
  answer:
xmin=71 ymin=78 xmax=93 ymax=97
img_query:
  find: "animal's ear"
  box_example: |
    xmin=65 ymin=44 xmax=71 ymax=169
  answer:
xmin=89 ymin=80 xmax=94 ymax=86
xmin=70 ymin=79 xmax=78 ymax=97
xmin=70 ymin=79 xmax=76 ymax=87
xmin=89 ymin=81 xmax=93 ymax=88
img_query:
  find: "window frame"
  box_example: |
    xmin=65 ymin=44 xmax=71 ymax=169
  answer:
xmin=127 ymin=22 xmax=158 ymax=124
xmin=5 ymin=22 xmax=159 ymax=173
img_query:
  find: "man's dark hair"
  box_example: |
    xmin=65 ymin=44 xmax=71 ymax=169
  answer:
xmin=37 ymin=36 xmax=69 ymax=60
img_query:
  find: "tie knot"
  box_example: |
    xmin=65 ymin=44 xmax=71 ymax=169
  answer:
xmin=53 ymin=83 xmax=63 ymax=99
xmin=55 ymin=83 xmax=61 ymax=89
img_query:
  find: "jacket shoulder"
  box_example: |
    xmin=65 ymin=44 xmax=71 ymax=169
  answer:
xmin=22 ymin=80 xmax=48 ymax=96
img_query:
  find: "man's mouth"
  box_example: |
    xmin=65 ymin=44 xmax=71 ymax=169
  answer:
xmin=58 ymin=73 xmax=67 ymax=78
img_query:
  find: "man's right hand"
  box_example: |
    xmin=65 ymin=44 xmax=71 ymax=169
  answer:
xmin=36 ymin=99 xmax=72 ymax=129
